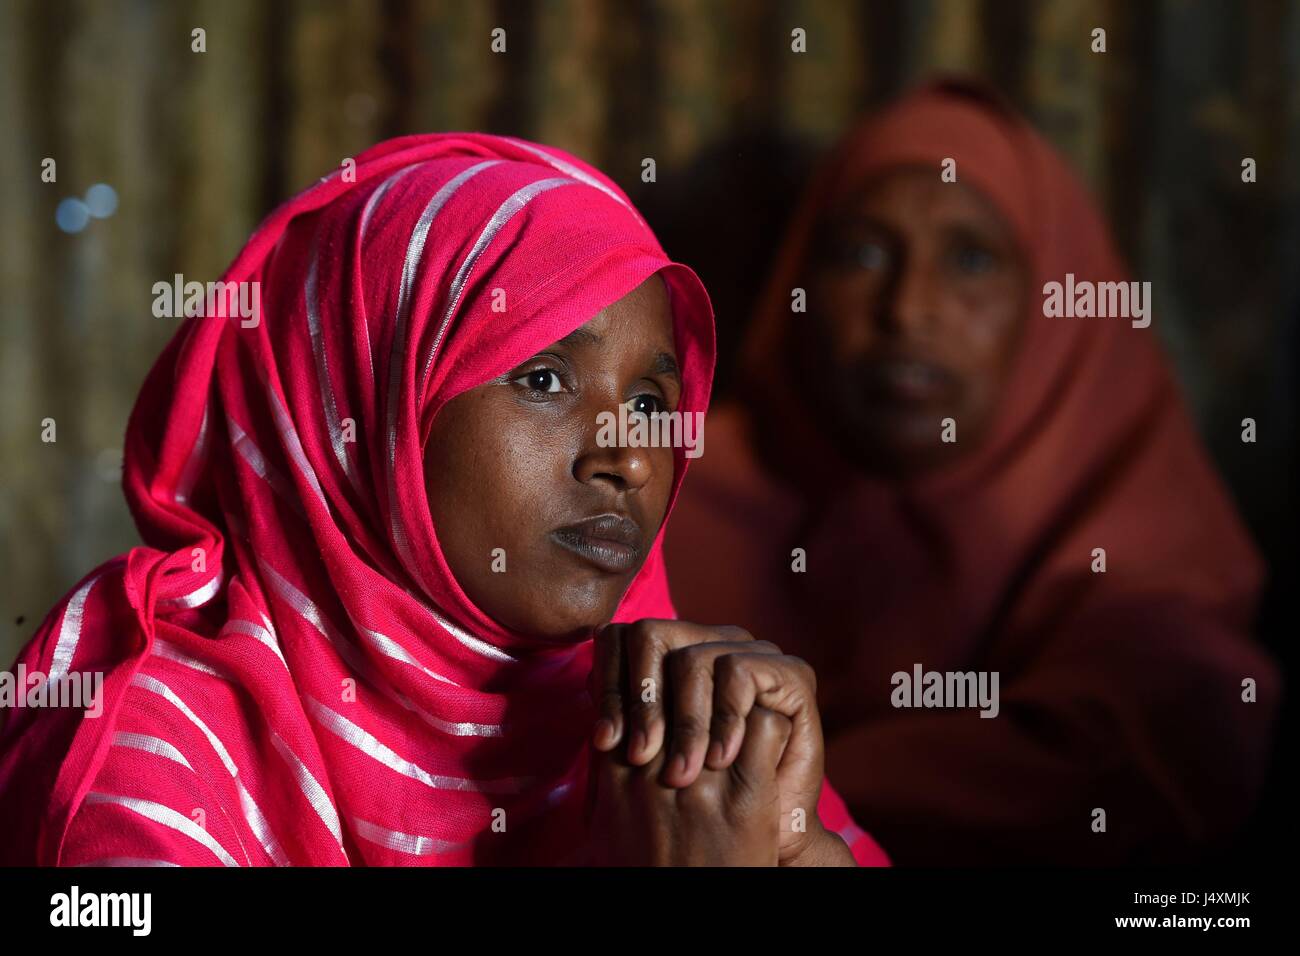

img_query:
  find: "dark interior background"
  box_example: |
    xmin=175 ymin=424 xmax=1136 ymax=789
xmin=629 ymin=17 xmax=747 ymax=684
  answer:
xmin=1 ymin=0 xmax=1294 ymax=863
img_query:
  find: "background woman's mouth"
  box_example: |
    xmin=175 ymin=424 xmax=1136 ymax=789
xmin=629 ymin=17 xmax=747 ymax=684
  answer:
xmin=551 ymin=514 xmax=644 ymax=574
xmin=859 ymin=358 xmax=958 ymax=404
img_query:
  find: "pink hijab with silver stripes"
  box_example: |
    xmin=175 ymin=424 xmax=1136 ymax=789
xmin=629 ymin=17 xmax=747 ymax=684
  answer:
xmin=0 ymin=133 xmax=883 ymax=866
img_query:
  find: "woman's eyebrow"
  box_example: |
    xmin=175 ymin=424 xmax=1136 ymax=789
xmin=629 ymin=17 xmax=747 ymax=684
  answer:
xmin=652 ymin=351 xmax=680 ymax=380
xmin=944 ymin=221 xmax=1006 ymax=248
xmin=824 ymin=211 xmax=890 ymax=233
xmin=814 ymin=213 xmax=894 ymax=249
xmin=557 ymin=326 xmax=602 ymax=348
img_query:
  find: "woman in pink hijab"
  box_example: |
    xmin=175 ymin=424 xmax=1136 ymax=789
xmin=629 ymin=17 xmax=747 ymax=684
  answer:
xmin=0 ymin=134 xmax=887 ymax=866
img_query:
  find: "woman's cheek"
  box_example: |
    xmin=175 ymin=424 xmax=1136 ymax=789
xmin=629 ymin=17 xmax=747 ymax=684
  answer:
xmin=821 ymin=281 xmax=880 ymax=352
xmin=481 ymin=412 xmax=571 ymax=540
xmin=647 ymin=448 xmax=676 ymax=526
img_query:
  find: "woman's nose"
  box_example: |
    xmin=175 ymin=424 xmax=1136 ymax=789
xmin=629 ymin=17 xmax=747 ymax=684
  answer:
xmin=880 ymin=259 xmax=938 ymax=337
xmin=572 ymin=409 xmax=655 ymax=493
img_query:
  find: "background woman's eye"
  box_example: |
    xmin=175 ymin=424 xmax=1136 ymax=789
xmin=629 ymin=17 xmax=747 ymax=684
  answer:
xmin=515 ymin=368 xmax=563 ymax=393
xmin=854 ymin=242 xmax=889 ymax=271
xmin=824 ymin=235 xmax=889 ymax=272
xmin=952 ymin=244 xmax=997 ymax=275
xmin=626 ymin=394 xmax=664 ymax=417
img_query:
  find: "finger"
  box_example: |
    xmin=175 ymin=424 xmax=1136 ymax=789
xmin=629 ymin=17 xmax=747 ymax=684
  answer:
xmin=588 ymin=734 xmax=637 ymax=802
xmin=623 ymin=620 xmax=754 ymax=766
xmin=584 ymin=739 xmax=640 ymax=857
xmin=728 ymin=706 xmax=791 ymax=805
xmin=590 ymin=623 xmax=627 ymax=750
xmin=711 ymin=653 xmax=822 ymax=780
xmin=623 ymin=620 xmax=674 ymax=765
xmin=660 ymin=643 xmax=721 ymax=787
xmin=663 ymin=640 xmax=783 ymax=787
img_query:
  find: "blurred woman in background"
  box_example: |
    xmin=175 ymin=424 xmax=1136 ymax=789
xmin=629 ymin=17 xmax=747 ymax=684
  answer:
xmin=666 ymin=81 xmax=1281 ymax=864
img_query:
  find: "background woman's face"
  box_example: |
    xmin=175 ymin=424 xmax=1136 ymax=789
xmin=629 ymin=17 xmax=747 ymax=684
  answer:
xmin=801 ymin=167 xmax=1028 ymax=476
xmin=423 ymin=274 xmax=680 ymax=644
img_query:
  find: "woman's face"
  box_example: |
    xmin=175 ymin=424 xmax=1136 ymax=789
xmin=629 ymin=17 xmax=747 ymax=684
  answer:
xmin=423 ymin=274 xmax=680 ymax=644
xmin=800 ymin=166 xmax=1028 ymax=476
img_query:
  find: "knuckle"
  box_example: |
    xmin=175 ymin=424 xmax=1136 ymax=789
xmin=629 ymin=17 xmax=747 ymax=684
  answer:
xmin=625 ymin=619 xmax=653 ymax=647
xmin=710 ymin=705 xmax=741 ymax=728
xmin=630 ymin=692 xmax=660 ymax=720
xmin=713 ymin=652 xmax=746 ymax=685
xmin=599 ymin=687 xmax=624 ymax=716
xmin=718 ymin=624 xmax=753 ymax=642
xmin=794 ymin=656 xmax=817 ymax=691
xmin=709 ymin=709 xmax=740 ymax=740
xmin=671 ymin=712 xmax=707 ymax=741
xmin=637 ymin=618 xmax=676 ymax=654
xmin=668 ymin=645 xmax=714 ymax=684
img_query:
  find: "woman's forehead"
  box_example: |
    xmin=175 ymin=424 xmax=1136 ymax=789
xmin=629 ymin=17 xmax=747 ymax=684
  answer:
xmin=573 ymin=275 xmax=674 ymax=342
xmin=834 ymin=167 xmax=1014 ymax=235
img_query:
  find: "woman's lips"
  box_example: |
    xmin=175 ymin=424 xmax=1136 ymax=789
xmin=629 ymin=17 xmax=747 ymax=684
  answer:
xmin=550 ymin=514 xmax=645 ymax=574
xmin=859 ymin=357 xmax=958 ymax=405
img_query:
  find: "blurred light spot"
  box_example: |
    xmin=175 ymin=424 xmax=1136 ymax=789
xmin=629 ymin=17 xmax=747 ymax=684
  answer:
xmin=56 ymin=198 xmax=90 ymax=233
xmin=85 ymin=183 xmax=119 ymax=218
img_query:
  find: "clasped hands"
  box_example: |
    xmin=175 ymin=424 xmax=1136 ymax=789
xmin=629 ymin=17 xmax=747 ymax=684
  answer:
xmin=579 ymin=620 xmax=855 ymax=867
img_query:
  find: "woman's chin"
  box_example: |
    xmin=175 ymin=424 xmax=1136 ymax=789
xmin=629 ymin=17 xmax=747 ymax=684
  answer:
xmin=509 ymin=586 xmax=627 ymax=646
xmin=464 ymin=562 xmax=639 ymax=647
xmin=512 ymin=620 xmax=608 ymax=649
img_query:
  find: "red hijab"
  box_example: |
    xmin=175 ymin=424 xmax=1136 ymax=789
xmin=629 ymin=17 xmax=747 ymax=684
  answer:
xmin=666 ymin=81 xmax=1280 ymax=862
xmin=0 ymin=133 xmax=881 ymax=865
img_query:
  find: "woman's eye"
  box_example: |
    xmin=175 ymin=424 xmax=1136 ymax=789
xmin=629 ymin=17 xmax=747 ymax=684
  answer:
xmin=952 ymin=245 xmax=996 ymax=274
xmin=514 ymin=368 xmax=564 ymax=393
xmin=625 ymin=394 xmax=665 ymax=417
xmin=854 ymin=242 xmax=888 ymax=271
xmin=826 ymin=237 xmax=888 ymax=272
